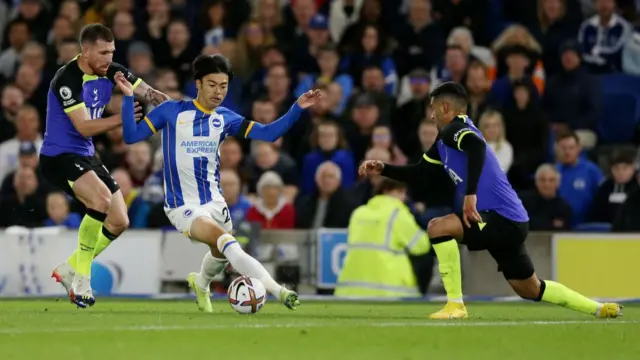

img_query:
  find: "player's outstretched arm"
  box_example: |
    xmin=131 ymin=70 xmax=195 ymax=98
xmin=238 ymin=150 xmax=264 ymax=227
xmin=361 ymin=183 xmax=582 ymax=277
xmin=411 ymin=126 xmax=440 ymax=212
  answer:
xmin=243 ymin=90 xmax=322 ymax=142
xmin=379 ymin=145 xmax=443 ymax=183
xmin=116 ymin=72 xmax=168 ymax=144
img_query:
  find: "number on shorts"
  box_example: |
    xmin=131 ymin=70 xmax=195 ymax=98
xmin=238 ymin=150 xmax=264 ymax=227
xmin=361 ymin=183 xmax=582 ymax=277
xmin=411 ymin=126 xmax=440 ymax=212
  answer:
xmin=222 ymin=207 xmax=231 ymax=223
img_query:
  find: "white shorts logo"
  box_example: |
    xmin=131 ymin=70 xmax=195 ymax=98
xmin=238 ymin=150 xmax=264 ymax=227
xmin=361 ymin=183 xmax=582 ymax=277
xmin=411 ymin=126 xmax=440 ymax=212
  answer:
xmin=183 ymin=209 xmax=193 ymax=218
xmin=59 ymin=86 xmax=72 ymax=100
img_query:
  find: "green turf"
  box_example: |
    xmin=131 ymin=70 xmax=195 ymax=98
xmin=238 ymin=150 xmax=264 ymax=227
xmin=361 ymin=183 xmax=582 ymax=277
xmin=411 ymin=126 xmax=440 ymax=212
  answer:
xmin=0 ymin=300 xmax=637 ymax=360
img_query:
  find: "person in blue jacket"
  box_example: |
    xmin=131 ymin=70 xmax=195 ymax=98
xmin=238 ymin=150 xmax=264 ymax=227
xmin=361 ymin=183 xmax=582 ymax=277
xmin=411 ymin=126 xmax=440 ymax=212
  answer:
xmin=300 ymin=120 xmax=356 ymax=194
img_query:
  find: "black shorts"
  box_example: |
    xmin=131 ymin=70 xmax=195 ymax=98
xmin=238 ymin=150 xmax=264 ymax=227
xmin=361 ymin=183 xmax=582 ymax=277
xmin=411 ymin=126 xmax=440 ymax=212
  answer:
xmin=456 ymin=210 xmax=534 ymax=280
xmin=39 ymin=153 xmax=119 ymax=199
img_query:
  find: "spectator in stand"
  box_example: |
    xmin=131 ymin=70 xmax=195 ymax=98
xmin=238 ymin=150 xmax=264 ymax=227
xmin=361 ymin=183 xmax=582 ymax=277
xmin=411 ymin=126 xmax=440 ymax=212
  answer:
xmin=393 ymin=68 xmax=430 ymax=157
xmin=219 ymin=137 xmax=249 ymax=186
xmin=301 ymin=120 xmax=356 ymax=194
xmin=43 ymin=191 xmax=82 ymax=229
xmin=622 ymin=25 xmax=640 ymax=75
xmin=543 ymin=40 xmax=601 ymax=149
xmin=201 ymin=0 xmax=229 ymax=47
xmin=353 ymin=147 xmax=390 ymax=205
xmin=0 ymin=141 xmax=50 ymax=199
xmin=262 ymin=64 xmax=296 ymax=116
xmin=394 ymin=0 xmax=445 ymax=76
xmin=15 ymin=64 xmax=48 ymax=121
xmin=111 ymin=169 xmax=150 ymax=229
xmin=155 ymin=19 xmax=199 ymax=86
xmin=248 ymin=142 xmax=299 ymax=202
xmin=478 ymin=111 xmax=513 ymax=173
xmin=504 ymin=80 xmax=549 ymax=191
xmin=295 ymin=161 xmax=357 ymax=229
xmin=446 ymin=27 xmax=494 ymax=68
xmin=612 ymin=176 xmax=640 ymax=232
xmin=21 ymin=41 xmax=50 ymax=81
xmin=46 ymin=37 xmax=80 ymax=75
xmin=340 ymin=24 xmax=397 ymax=95
xmin=415 ymin=120 xmax=438 ymax=160
xmin=0 ymin=20 xmax=30 ymax=80
xmin=555 ymin=131 xmax=604 ymax=226
xmin=112 ymin=11 xmax=137 ymax=67
xmin=127 ymin=43 xmax=156 ymax=90
xmin=5 ymin=0 xmax=50 ymax=45
xmin=344 ymin=93 xmax=380 ymax=163
xmin=520 ymin=164 xmax=573 ymax=231
xmin=358 ymin=65 xmax=395 ymax=122
xmin=0 ymin=84 xmax=25 ymax=143
xmin=253 ymin=0 xmax=284 ymax=41
xmin=0 ymin=105 xmax=42 ymax=183
xmin=141 ymin=149 xmax=165 ymax=206
xmin=235 ymin=19 xmax=276 ymax=80
xmin=246 ymin=171 xmax=295 ymax=229
xmin=46 ymin=16 xmax=76 ymax=58
xmin=99 ymin=125 xmax=129 ymax=171
xmin=590 ymin=149 xmax=638 ymax=223
xmin=125 ymin=142 xmax=153 ymax=188
xmin=370 ymin=125 xmax=407 ymax=165
xmin=291 ymin=13 xmax=332 ymax=77
xmin=464 ymin=62 xmax=490 ymax=121
xmin=283 ymin=0 xmax=317 ymax=48
xmin=58 ymin=0 xmax=83 ymax=33
xmin=0 ymin=166 xmax=47 ymax=228
xmin=488 ymin=45 xmax=540 ymax=110
xmin=432 ymin=45 xmax=468 ymax=87
xmin=329 ymin=0 xmax=363 ymax=44
xmin=536 ymin=0 xmax=581 ymax=78
xmin=491 ymin=24 xmax=544 ymax=82
xmin=338 ymin=0 xmax=387 ymax=55
xmin=141 ymin=0 xmax=172 ymax=52
xmin=295 ymin=43 xmax=354 ymax=112
xmin=220 ymin=169 xmax=252 ymax=225
xmin=579 ymin=0 xmax=632 ymax=73
xmin=243 ymin=44 xmax=286 ymax=103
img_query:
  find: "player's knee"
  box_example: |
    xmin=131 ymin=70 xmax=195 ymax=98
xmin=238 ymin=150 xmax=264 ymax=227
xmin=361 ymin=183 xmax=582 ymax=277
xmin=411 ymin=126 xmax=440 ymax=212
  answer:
xmin=87 ymin=189 xmax=112 ymax=213
xmin=108 ymin=215 xmax=129 ymax=234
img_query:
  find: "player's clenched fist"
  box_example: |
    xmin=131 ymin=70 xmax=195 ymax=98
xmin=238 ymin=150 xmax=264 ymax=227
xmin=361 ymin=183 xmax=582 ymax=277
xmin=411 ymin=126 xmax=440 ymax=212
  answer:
xmin=359 ymin=160 xmax=384 ymax=176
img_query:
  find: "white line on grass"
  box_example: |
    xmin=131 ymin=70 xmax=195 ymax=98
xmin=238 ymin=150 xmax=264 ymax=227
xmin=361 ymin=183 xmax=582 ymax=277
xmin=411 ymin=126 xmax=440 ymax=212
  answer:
xmin=0 ymin=320 xmax=637 ymax=335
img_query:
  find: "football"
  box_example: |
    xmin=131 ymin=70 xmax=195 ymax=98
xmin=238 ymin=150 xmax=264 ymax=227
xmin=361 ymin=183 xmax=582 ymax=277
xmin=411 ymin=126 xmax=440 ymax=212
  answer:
xmin=227 ymin=276 xmax=267 ymax=314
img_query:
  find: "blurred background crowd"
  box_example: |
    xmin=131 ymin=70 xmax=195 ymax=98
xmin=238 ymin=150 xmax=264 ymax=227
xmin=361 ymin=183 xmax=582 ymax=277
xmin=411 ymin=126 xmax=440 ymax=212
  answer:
xmin=1 ymin=0 xmax=640 ymax=233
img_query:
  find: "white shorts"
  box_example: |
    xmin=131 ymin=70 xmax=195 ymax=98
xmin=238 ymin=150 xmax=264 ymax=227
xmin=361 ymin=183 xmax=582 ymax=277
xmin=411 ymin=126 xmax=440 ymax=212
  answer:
xmin=165 ymin=198 xmax=233 ymax=236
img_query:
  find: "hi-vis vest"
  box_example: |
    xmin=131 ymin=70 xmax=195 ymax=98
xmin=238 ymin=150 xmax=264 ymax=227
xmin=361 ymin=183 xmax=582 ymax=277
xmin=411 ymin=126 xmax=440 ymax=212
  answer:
xmin=335 ymin=195 xmax=430 ymax=298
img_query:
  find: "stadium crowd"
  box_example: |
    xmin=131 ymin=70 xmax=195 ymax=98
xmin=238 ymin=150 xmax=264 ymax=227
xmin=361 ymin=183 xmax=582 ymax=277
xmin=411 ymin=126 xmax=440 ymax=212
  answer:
xmin=1 ymin=0 xmax=640 ymax=233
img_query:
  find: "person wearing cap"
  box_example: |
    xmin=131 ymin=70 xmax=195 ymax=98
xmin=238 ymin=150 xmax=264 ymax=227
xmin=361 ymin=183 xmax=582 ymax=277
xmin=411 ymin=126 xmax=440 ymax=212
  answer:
xmin=543 ymin=40 xmax=601 ymax=148
xmin=0 ymin=141 xmax=50 ymax=199
xmin=589 ymin=149 xmax=639 ymax=223
xmin=344 ymin=92 xmax=381 ymax=163
xmin=291 ymin=13 xmax=331 ymax=76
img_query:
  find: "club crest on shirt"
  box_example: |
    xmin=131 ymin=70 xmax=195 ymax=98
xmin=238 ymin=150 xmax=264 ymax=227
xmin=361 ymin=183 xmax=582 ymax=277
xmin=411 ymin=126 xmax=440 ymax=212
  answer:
xmin=211 ymin=115 xmax=222 ymax=128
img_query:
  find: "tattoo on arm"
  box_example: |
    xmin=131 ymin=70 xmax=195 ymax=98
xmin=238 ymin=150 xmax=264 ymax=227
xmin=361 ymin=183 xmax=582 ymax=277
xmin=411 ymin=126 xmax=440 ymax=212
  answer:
xmin=145 ymin=87 xmax=164 ymax=106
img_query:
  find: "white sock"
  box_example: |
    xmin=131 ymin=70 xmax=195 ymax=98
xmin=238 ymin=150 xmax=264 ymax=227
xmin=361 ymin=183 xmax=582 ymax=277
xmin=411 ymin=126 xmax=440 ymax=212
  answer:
xmin=195 ymin=251 xmax=228 ymax=290
xmin=217 ymin=234 xmax=283 ymax=299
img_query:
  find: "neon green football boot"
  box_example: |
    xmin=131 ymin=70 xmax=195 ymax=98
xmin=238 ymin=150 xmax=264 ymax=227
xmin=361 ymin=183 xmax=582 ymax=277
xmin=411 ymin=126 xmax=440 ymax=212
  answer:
xmin=187 ymin=272 xmax=213 ymax=313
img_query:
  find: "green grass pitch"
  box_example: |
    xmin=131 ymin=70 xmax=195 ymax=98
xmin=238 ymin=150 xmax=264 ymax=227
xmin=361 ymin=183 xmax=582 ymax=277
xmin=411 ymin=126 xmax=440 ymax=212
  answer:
xmin=0 ymin=299 xmax=638 ymax=360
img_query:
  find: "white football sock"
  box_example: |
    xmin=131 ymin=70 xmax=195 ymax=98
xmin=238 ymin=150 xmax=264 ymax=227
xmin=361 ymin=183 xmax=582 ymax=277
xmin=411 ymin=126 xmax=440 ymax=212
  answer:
xmin=217 ymin=234 xmax=283 ymax=299
xmin=195 ymin=251 xmax=228 ymax=290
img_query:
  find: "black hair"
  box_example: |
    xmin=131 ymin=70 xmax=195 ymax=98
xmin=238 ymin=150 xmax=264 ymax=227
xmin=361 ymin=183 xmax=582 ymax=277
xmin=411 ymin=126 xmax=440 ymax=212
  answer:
xmin=79 ymin=23 xmax=114 ymax=44
xmin=611 ymin=148 xmax=637 ymax=166
xmin=555 ymin=130 xmax=580 ymax=144
xmin=59 ymin=37 xmax=78 ymax=45
xmin=430 ymin=81 xmax=468 ymax=108
xmin=192 ymin=54 xmax=234 ymax=81
xmin=375 ymin=178 xmax=407 ymax=195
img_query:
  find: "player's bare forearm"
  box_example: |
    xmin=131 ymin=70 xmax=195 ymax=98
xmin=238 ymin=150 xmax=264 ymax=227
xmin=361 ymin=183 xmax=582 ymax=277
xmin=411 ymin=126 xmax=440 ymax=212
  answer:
xmin=68 ymin=109 xmax=121 ymax=137
xmin=134 ymin=81 xmax=171 ymax=107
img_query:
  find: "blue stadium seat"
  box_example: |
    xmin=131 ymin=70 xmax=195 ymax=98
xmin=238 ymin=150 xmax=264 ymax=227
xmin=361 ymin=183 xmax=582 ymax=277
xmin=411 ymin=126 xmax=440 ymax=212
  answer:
xmin=597 ymin=74 xmax=640 ymax=143
xmin=574 ymin=222 xmax=612 ymax=232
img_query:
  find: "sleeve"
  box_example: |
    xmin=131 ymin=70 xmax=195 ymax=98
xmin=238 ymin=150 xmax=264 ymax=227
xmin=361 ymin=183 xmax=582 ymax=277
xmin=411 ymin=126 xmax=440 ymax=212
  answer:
xmin=122 ymin=96 xmax=171 ymax=144
xmin=107 ymin=62 xmax=142 ymax=90
xmin=393 ymin=206 xmax=430 ymax=256
xmin=440 ymin=121 xmax=486 ymax=195
xmin=144 ymin=100 xmax=172 ymax=133
xmin=380 ymin=144 xmax=442 ymax=183
xmin=52 ymin=70 xmax=86 ymax=113
xmin=222 ymin=107 xmax=248 ymax=136
xmin=233 ymin=103 xmax=304 ymax=142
